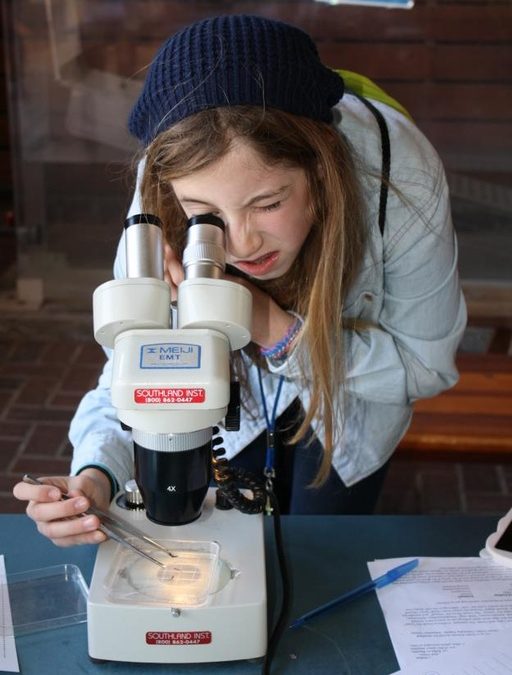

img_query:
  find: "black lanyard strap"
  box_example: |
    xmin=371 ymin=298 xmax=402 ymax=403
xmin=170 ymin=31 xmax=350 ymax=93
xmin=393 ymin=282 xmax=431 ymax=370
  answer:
xmin=348 ymin=92 xmax=391 ymax=236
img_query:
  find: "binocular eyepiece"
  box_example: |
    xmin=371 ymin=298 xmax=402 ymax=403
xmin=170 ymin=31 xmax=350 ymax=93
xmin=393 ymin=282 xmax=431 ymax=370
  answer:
xmin=182 ymin=213 xmax=226 ymax=280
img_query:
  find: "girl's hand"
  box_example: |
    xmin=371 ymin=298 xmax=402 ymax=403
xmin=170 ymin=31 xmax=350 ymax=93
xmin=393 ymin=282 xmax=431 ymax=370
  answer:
xmin=225 ymin=273 xmax=295 ymax=350
xmin=12 ymin=469 xmax=111 ymax=548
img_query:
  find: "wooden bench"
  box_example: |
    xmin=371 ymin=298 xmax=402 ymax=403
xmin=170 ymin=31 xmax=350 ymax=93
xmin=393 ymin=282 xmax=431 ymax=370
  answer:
xmin=398 ymin=352 xmax=512 ymax=461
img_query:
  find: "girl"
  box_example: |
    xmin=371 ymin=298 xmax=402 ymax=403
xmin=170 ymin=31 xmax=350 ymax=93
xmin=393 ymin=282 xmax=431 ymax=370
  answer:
xmin=14 ymin=15 xmax=466 ymax=545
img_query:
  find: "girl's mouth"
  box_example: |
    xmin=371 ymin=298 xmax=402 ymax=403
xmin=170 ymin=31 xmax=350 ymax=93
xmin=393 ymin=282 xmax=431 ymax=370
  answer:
xmin=234 ymin=251 xmax=279 ymax=277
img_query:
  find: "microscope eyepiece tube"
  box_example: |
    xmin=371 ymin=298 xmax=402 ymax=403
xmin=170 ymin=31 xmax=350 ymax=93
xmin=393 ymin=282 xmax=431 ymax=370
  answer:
xmin=124 ymin=213 xmax=164 ymax=279
xmin=183 ymin=213 xmax=226 ymax=280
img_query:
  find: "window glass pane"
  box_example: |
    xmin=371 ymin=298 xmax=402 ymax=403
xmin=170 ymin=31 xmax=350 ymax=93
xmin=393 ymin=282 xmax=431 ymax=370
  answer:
xmin=4 ymin=0 xmax=511 ymax=308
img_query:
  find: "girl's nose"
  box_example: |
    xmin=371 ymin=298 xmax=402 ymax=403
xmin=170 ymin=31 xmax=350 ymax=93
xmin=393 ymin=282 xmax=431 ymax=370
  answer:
xmin=225 ymin=218 xmax=263 ymax=260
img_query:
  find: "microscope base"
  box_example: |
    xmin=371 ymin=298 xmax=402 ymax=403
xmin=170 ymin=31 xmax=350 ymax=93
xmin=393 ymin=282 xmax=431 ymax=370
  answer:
xmin=87 ymin=489 xmax=267 ymax=663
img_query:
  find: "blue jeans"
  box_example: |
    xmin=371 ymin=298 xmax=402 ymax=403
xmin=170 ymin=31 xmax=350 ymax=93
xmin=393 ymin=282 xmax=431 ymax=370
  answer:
xmin=227 ymin=399 xmax=390 ymax=515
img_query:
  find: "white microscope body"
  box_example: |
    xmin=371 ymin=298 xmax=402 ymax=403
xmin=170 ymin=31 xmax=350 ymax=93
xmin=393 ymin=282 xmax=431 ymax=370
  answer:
xmin=86 ymin=214 xmax=267 ymax=663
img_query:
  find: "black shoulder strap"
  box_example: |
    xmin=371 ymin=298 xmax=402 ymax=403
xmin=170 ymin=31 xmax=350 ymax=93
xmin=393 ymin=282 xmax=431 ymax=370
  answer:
xmin=349 ymin=93 xmax=391 ymax=236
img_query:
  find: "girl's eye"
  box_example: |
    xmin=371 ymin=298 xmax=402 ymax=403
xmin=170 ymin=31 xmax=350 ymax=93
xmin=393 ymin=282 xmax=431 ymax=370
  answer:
xmin=258 ymin=201 xmax=281 ymax=212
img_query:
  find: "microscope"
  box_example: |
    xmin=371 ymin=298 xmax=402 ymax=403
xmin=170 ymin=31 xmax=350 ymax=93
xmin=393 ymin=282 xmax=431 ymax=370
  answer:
xmin=86 ymin=213 xmax=267 ymax=663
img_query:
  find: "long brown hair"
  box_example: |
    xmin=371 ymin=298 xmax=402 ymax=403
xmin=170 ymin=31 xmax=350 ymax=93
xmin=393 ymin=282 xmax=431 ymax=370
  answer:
xmin=139 ymin=106 xmax=367 ymax=483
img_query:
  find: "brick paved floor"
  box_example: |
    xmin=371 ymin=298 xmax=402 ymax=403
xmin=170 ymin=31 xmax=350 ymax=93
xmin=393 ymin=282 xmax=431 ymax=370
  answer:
xmin=0 ymin=313 xmax=106 ymax=512
xmin=1 ymin=312 xmax=511 ymax=517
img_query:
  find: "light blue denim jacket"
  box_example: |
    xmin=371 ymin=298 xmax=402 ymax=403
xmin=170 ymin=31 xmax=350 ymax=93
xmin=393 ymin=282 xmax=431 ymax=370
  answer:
xmin=70 ymin=95 xmax=467 ymax=489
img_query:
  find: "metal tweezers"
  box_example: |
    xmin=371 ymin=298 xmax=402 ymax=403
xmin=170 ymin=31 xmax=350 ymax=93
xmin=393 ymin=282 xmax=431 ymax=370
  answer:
xmin=23 ymin=474 xmax=175 ymax=568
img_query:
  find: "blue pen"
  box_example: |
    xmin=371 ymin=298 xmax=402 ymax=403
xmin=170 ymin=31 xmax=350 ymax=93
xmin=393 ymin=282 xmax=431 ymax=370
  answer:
xmin=289 ymin=558 xmax=419 ymax=629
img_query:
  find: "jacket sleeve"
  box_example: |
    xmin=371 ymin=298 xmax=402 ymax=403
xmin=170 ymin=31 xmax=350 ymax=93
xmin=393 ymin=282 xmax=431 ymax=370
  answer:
xmin=69 ymin=356 xmax=134 ymax=491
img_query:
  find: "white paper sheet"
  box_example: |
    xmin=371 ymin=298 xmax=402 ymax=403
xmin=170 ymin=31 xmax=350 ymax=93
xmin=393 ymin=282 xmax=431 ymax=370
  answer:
xmin=367 ymin=557 xmax=512 ymax=674
xmin=0 ymin=555 xmax=20 ymax=672
xmin=392 ymin=627 xmax=512 ymax=674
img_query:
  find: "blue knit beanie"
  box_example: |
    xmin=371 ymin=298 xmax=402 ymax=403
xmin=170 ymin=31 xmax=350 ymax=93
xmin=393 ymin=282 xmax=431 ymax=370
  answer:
xmin=128 ymin=15 xmax=344 ymax=146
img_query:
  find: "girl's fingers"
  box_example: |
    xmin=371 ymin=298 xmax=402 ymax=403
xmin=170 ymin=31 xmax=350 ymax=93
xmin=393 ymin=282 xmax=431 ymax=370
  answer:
xmin=48 ymin=530 xmax=107 ymax=548
xmin=13 ymin=481 xmax=61 ymax=504
xmin=36 ymin=513 xmax=102 ymax=541
xmin=12 ymin=474 xmax=111 ymax=548
xmin=26 ymin=494 xmax=89 ymax=523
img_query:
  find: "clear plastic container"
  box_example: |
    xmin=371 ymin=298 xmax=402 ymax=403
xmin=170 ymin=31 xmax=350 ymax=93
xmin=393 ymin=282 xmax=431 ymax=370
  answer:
xmin=104 ymin=539 xmax=220 ymax=608
xmin=2 ymin=564 xmax=88 ymax=637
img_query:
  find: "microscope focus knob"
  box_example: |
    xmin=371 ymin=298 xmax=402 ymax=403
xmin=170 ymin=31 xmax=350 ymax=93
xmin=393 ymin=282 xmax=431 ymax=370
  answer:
xmin=124 ymin=479 xmax=145 ymax=509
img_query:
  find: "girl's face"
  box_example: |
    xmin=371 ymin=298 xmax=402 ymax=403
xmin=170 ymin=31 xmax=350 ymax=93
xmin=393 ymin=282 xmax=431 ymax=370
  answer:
xmin=170 ymin=140 xmax=313 ymax=280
